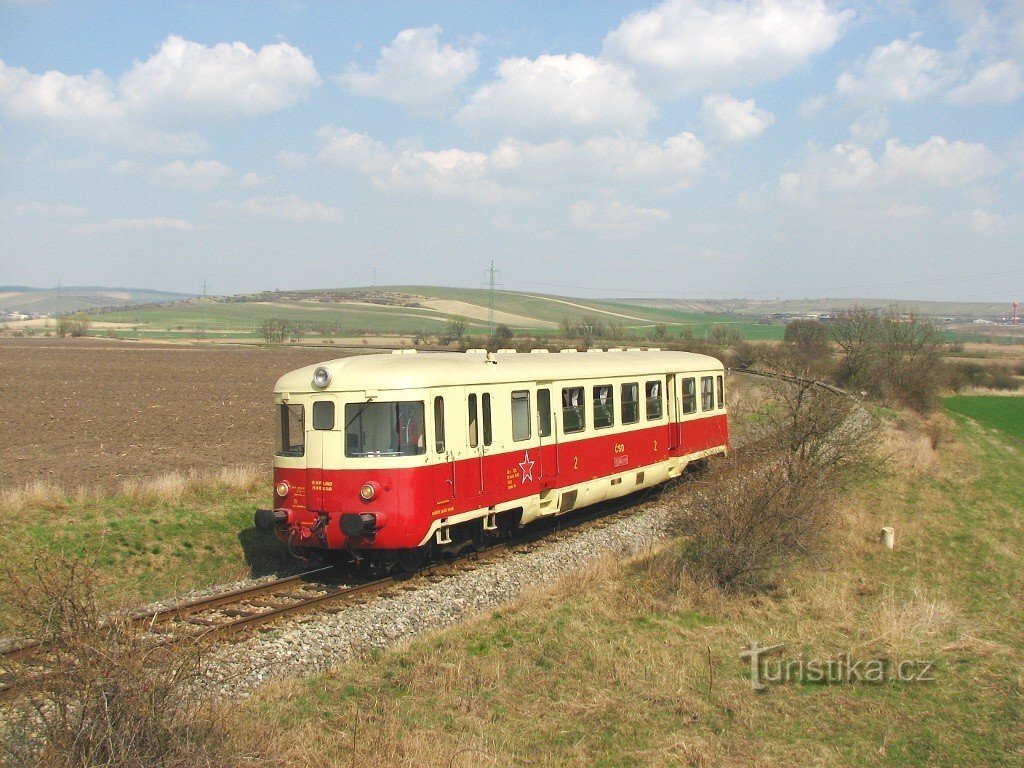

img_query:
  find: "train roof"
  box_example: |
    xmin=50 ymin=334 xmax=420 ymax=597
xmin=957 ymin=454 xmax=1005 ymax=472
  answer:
xmin=274 ymin=349 xmax=725 ymax=394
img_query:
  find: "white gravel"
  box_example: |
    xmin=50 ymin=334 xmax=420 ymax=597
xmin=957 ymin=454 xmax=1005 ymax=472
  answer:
xmin=205 ymin=499 xmax=674 ymax=697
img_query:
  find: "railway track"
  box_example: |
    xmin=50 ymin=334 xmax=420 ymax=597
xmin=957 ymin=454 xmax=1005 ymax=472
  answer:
xmin=0 ymin=480 xmax=685 ymax=703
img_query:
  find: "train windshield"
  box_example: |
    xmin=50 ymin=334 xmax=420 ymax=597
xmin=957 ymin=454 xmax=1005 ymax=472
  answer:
xmin=276 ymin=404 xmax=305 ymax=457
xmin=345 ymin=401 xmax=426 ymax=457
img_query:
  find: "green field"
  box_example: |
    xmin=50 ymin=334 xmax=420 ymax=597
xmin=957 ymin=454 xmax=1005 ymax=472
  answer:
xmin=945 ymin=396 xmax=1024 ymax=440
xmin=82 ymin=286 xmax=786 ymax=342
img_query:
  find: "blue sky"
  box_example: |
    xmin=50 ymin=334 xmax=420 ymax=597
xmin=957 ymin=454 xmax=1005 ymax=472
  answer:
xmin=1 ymin=1 xmax=1022 ymax=301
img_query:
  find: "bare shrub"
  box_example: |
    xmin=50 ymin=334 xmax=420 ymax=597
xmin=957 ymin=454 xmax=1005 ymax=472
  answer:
xmin=215 ymin=463 xmax=264 ymax=492
xmin=0 ymin=480 xmax=66 ymax=515
xmin=666 ymin=378 xmax=877 ymax=591
xmin=830 ymin=308 xmax=946 ymax=412
xmin=0 ymin=556 xmax=246 ymax=768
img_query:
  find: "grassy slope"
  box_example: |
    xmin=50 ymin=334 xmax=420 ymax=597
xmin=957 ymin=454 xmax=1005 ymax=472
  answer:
xmin=240 ymin=410 xmax=1023 ymax=767
xmin=0 ymin=481 xmax=290 ymax=633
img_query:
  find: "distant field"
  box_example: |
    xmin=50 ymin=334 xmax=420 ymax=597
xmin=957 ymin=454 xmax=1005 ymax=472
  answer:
xmin=944 ymin=395 xmax=1024 ymax=440
xmin=79 ymin=286 xmax=787 ymax=341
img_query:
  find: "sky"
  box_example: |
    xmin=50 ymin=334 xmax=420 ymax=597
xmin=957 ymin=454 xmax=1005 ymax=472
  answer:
xmin=0 ymin=1 xmax=1022 ymax=302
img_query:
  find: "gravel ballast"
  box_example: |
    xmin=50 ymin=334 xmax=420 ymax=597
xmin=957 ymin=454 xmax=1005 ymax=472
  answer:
xmin=207 ymin=500 xmax=674 ymax=696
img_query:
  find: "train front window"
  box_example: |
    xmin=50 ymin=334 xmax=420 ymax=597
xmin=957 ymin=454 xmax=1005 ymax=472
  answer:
xmin=344 ymin=401 xmax=426 ymax=457
xmin=276 ymin=404 xmax=304 ymax=457
xmin=312 ymin=401 xmax=334 ymax=430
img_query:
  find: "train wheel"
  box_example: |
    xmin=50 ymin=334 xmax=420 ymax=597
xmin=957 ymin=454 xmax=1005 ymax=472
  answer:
xmin=396 ymin=546 xmax=427 ymax=573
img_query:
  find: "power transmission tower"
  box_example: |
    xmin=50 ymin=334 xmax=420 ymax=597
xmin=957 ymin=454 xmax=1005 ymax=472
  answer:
xmin=481 ymin=260 xmax=502 ymax=337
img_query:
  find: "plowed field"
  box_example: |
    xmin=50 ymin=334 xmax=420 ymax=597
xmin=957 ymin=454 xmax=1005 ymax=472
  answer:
xmin=0 ymin=339 xmax=347 ymax=491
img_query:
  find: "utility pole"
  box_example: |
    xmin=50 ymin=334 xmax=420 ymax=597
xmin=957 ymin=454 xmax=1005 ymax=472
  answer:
xmin=201 ymin=280 xmax=208 ymax=340
xmin=372 ymin=262 xmax=378 ymax=289
xmin=482 ymin=260 xmax=502 ymax=337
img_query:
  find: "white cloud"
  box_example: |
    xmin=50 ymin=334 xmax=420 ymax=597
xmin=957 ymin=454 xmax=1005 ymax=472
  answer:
xmin=946 ymin=60 xmax=1024 ymax=105
xmin=0 ymin=58 xmax=119 ymax=121
xmin=701 ymin=93 xmax=774 ymax=140
xmin=11 ymin=201 xmax=87 ymax=217
xmin=0 ymin=36 xmax=318 ymax=152
xmin=154 ymin=159 xmax=233 ymax=189
xmin=837 ymin=37 xmax=952 ymax=103
xmin=81 ymin=216 xmax=194 ymax=234
xmin=119 ymin=36 xmax=319 ymax=120
xmin=339 ymin=26 xmax=478 ymax=114
xmin=780 ymin=135 xmax=999 ymax=199
xmin=239 ymin=195 xmax=343 ymax=223
xmin=604 ymin=0 xmax=851 ymax=93
xmin=970 ymin=208 xmax=1002 ymax=234
xmin=456 ymin=54 xmax=655 ymax=140
xmin=570 ymin=199 xmax=670 ymax=230
xmin=312 ymin=127 xmax=706 ymax=198
xmin=881 ymin=136 xmax=998 ymax=187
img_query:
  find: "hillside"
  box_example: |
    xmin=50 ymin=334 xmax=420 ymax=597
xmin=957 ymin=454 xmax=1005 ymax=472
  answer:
xmin=0 ymin=286 xmax=191 ymax=315
xmin=633 ymin=297 xmax=1013 ymax=320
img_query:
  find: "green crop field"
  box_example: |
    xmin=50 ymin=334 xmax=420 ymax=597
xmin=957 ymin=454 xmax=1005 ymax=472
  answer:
xmin=944 ymin=395 xmax=1024 ymax=440
xmin=82 ymin=285 xmax=787 ymax=342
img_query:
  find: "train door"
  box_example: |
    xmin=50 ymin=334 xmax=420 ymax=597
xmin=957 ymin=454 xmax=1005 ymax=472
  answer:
xmin=536 ymin=386 xmax=554 ymax=488
xmin=667 ymin=374 xmax=680 ymax=453
xmin=305 ymin=396 xmax=337 ymax=512
xmin=465 ymin=388 xmax=493 ymax=498
xmin=430 ymin=392 xmax=455 ymax=504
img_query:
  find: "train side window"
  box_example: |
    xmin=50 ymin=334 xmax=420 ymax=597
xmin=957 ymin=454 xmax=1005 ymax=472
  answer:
xmin=621 ymin=382 xmax=639 ymax=424
xmin=717 ymin=375 xmax=725 ymax=409
xmin=312 ymin=401 xmax=334 ymax=431
xmin=468 ymin=394 xmax=479 ymax=448
xmin=562 ymin=386 xmax=585 ymax=434
xmin=593 ymin=385 xmax=614 ymax=429
xmin=511 ymin=390 xmax=531 ymax=441
xmin=482 ymin=393 xmax=493 ymax=446
xmin=434 ymin=396 xmax=445 ymax=453
xmin=701 ymin=376 xmax=715 ymax=411
xmin=537 ymin=389 xmax=552 ymax=437
xmin=682 ymin=378 xmax=697 ymax=414
xmin=276 ymin=404 xmax=304 ymax=457
xmin=645 ymin=381 xmax=663 ymax=420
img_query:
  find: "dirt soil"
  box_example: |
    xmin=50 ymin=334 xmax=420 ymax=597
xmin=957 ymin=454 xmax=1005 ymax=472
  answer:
xmin=0 ymin=338 xmax=348 ymax=491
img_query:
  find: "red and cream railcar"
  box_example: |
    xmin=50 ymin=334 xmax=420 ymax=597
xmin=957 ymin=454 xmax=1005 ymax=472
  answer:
xmin=255 ymin=348 xmax=729 ymax=564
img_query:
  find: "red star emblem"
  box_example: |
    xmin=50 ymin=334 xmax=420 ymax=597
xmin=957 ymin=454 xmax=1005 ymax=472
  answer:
xmin=519 ymin=450 xmax=535 ymax=483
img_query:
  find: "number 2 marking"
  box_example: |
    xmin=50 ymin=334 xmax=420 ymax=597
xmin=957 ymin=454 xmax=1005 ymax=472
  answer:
xmin=573 ymin=456 xmax=579 ymax=470
xmin=653 ymin=440 xmax=658 ymax=452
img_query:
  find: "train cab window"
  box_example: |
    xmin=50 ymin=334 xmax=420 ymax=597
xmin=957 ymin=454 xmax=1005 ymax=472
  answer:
xmin=537 ymin=389 xmax=552 ymax=437
xmin=276 ymin=404 xmax=304 ymax=457
xmin=593 ymin=385 xmax=614 ymax=429
xmin=717 ymin=375 xmax=725 ymax=409
xmin=621 ymin=382 xmax=639 ymax=425
xmin=312 ymin=401 xmax=335 ymax=431
xmin=482 ymin=393 xmax=493 ymax=446
xmin=344 ymin=401 xmax=425 ymax=457
xmin=512 ymin=391 xmax=531 ymax=441
xmin=701 ymin=376 xmax=715 ymax=411
xmin=682 ymin=378 xmax=697 ymax=415
xmin=562 ymin=387 xmax=585 ymax=434
xmin=468 ymin=394 xmax=479 ymax=448
xmin=645 ymin=381 xmax=663 ymax=420
xmin=434 ymin=396 xmax=445 ymax=453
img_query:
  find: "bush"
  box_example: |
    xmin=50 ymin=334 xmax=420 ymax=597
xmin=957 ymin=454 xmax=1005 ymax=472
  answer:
xmin=1 ymin=557 xmax=249 ymax=768
xmin=830 ymin=308 xmax=946 ymax=413
xmin=55 ymin=313 xmax=91 ymax=338
xmin=666 ymin=377 xmax=877 ymax=591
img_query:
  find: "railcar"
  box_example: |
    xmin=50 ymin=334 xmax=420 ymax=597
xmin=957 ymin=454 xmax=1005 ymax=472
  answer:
xmin=255 ymin=348 xmax=729 ymax=568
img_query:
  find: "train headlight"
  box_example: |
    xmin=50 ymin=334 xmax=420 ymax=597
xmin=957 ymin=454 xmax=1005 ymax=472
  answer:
xmin=275 ymin=481 xmax=290 ymax=498
xmin=312 ymin=366 xmax=332 ymax=389
xmin=359 ymin=481 xmax=379 ymax=501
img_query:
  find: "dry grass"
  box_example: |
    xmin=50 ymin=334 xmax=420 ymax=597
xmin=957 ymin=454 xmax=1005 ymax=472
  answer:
xmin=0 ymin=464 xmax=266 ymax=514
